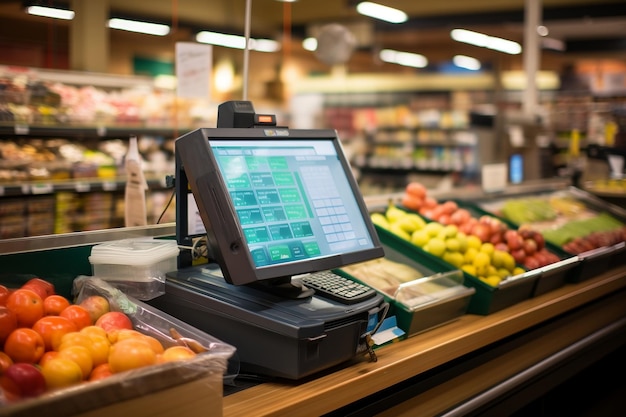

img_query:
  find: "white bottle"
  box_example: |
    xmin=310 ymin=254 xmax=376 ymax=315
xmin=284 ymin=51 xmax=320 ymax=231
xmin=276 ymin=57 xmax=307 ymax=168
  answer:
xmin=124 ymin=136 xmax=148 ymax=227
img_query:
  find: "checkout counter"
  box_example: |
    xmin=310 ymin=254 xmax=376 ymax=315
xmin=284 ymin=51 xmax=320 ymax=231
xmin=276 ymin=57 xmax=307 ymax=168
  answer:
xmin=222 ymin=265 xmax=626 ymax=416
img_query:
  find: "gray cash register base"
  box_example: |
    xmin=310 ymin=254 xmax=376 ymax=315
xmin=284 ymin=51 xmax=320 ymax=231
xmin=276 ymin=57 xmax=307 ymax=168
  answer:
xmin=149 ymin=265 xmax=386 ymax=380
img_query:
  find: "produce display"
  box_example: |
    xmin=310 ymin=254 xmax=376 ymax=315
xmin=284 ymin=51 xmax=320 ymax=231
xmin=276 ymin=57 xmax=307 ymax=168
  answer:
xmin=373 ymin=202 xmax=527 ymax=287
xmin=0 ymin=277 xmax=205 ymax=404
xmin=478 ymin=190 xmax=626 ymax=254
xmin=398 ymin=182 xmax=560 ymax=272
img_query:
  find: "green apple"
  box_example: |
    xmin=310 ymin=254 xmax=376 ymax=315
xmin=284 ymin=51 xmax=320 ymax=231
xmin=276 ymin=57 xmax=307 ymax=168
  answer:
xmin=411 ymin=229 xmax=430 ymax=247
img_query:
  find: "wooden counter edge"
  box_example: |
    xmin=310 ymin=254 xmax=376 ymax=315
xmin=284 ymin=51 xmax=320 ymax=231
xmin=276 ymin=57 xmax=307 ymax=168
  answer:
xmin=223 ymin=265 xmax=626 ymax=417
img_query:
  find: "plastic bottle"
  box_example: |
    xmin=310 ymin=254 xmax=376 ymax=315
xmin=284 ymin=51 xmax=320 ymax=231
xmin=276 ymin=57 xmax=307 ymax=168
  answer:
xmin=124 ymin=136 xmax=148 ymax=227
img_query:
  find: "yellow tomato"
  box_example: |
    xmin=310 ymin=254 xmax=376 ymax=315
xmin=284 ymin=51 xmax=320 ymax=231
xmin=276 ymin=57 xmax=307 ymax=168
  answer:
xmin=41 ymin=357 xmax=83 ymax=389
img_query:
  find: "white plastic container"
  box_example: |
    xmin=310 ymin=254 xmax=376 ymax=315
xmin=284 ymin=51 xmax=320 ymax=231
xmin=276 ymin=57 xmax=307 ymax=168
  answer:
xmin=89 ymin=238 xmax=179 ymax=300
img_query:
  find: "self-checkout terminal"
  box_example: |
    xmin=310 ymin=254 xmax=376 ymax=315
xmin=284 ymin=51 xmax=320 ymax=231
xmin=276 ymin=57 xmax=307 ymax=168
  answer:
xmin=149 ymin=101 xmax=389 ymax=380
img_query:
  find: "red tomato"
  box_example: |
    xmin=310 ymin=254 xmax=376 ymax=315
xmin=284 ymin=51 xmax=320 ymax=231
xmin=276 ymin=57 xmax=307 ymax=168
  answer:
xmin=32 ymin=315 xmax=78 ymax=351
xmin=0 ymin=351 xmax=13 ymax=374
xmin=21 ymin=278 xmax=55 ymax=300
xmin=5 ymin=289 xmax=44 ymax=328
xmin=0 ymin=285 xmax=11 ymax=306
xmin=59 ymin=305 xmax=93 ymax=330
xmin=43 ymin=294 xmax=71 ymax=316
xmin=0 ymin=305 xmax=18 ymax=346
xmin=3 ymin=328 xmax=45 ymax=364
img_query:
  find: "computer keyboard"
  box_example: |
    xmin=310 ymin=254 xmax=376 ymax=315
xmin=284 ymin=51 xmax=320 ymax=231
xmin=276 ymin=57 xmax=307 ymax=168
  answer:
xmin=300 ymin=271 xmax=377 ymax=304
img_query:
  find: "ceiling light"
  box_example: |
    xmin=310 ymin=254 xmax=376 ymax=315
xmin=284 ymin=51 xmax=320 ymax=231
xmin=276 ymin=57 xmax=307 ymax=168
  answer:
xmin=356 ymin=2 xmax=407 ymax=24
xmin=27 ymin=5 xmax=74 ymax=20
xmin=450 ymin=29 xmax=521 ymax=55
xmin=196 ymin=31 xmax=280 ymax=52
xmin=379 ymin=49 xmax=427 ymax=68
xmin=302 ymin=37 xmax=317 ymax=51
xmin=108 ymin=18 xmax=170 ymax=36
xmin=453 ymin=55 xmax=481 ymax=71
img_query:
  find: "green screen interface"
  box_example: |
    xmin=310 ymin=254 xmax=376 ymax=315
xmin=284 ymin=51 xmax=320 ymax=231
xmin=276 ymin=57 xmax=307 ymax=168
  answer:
xmin=211 ymin=139 xmax=375 ymax=267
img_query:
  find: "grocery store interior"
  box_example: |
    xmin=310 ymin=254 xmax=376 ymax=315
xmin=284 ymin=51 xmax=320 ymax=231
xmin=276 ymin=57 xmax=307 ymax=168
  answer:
xmin=0 ymin=1 xmax=625 ymax=416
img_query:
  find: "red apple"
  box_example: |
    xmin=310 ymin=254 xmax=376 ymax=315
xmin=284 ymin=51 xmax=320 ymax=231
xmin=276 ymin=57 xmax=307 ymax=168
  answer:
xmin=95 ymin=311 xmax=133 ymax=334
xmin=511 ymin=248 xmax=526 ymax=264
xmin=523 ymin=239 xmax=538 ymax=256
xmin=471 ymin=223 xmax=491 ymax=243
xmin=505 ymin=230 xmax=524 ymax=251
xmin=524 ymin=256 xmax=541 ymax=270
xmin=79 ymin=295 xmax=110 ymax=323
xmin=0 ymin=363 xmax=46 ymax=401
xmin=21 ymin=278 xmax=55 ymax=300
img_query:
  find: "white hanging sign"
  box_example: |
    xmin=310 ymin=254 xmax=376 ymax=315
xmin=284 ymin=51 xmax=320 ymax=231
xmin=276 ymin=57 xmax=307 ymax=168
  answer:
xmin=175 ymin=42 xmax=212 ymax=99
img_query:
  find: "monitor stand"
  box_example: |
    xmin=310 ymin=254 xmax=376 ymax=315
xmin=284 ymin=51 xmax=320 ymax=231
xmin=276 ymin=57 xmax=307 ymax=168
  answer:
xmin=249 ymin=276 xmax=315 ymax=299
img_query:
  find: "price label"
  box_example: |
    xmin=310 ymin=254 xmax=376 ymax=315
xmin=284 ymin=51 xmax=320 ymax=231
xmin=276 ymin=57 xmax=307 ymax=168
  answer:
xmin=75 ymin=182 xmax=90 ymax=193
xmin=0 ymin=186 xmax=4 ymax=196
xmin=30 ymin=183 xmax=53 ymax=194
xmin=14 ymin=125 xmax=29 ymax=135
xmin=21 ymin=184 xmax=30 ymax=194
xmin=97 ymin=126 xmax=107 ymax=137
xmin=102 ymin=181 xmax=117 ymax=191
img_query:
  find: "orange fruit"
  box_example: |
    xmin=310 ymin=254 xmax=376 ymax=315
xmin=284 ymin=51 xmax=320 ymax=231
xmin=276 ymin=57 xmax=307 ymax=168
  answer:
xmin=32 ymin=315 xmax=78 ymax=351
xmin=43 ymin=295 xmax=71 ymax=316
xmin=89 ymin=363 xmax=113 ymax=382
xmin=59 ymin=331 xmax=110 ymax=367
xmin=41 ymin=357 xmax=83 ymax=389
xmin=112 ymin=329 xmax=164 ymax=354
xmin=4 ymin=328 xmax=45 ymax=364
xmin=108 ymin=338 xmax=157 ymax=373
xmin=5 ymin=289 xmax=44 ymax=327
xmin=38 ymin=350 xmax=60 ymax=367
xmin=157 ymin=346 xmax=196 ymax=363
xmin=84 ymin=334 xmax=111 ymax=367
xmin=57 ymin=332 xmax=93 ymax=350
xmin=60 ymin=305 xmax=92 ymax=330
xmin=80 ymin=325 xmax=107 ymax=339
xmin=58 ymin=345 xmax=93 ymax=379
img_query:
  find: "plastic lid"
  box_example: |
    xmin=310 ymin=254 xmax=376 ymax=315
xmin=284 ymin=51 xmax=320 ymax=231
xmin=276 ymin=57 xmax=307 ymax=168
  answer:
xmin=89 ymin=238 xmax=179 ymax=266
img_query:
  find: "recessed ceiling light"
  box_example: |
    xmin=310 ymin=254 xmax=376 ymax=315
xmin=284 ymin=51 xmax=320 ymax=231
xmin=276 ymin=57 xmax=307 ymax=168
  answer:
xmin=356 ymin=2 xmax=408 ymax=24
xmin=453 ymin=55 xmax=481 ymax=71
xmin=379 ymin=49 xmax=427 ymax=68
xmin=196 ymin=31 xmax=280 ymax=52
xmin=450 ymin=29 xmax=521 ymax=55
xmin=108 ymin=18 xmax=170 ymax=36
xmin=27 ymin=5 xmax=74 ymax=20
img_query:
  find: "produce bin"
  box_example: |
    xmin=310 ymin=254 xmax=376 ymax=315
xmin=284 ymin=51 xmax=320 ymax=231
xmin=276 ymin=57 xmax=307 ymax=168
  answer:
xmin=373 ymin=226 xmax=538 ymax=315
xmin=534 ymin=256 xmax=580 ymax=296
xmin=473 ymin=187 xmax=626 ymax=283
xmin=610 ymin=241 xmax=626 ymax=269
xmin=336 ymin=241 xmax=474 ymax=337
xmin=0 ymin=278 xmax=237 ymax=417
